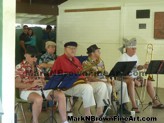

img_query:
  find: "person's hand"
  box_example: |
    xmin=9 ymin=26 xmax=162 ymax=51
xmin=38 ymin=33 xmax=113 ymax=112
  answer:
xmin=39 ymin=63 xmax=53 ymax=68
xmin=31 ymin=79 xmax=44 ymax=88
xmin=134 ymin=79 xmax=141 ymax=87
xmin=87 ymin=76 xmax=99 ymax=82
xmin=42 ymin=79 xmax=46 ymax=87
xmin=39 ymin=63 xmax=47 ymax=68
xmin=143 ymin=63 xmax=149 ymax=69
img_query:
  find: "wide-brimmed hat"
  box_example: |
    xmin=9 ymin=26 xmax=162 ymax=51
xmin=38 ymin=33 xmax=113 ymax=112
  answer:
xmin=87 ymin=44 xmax=100 ymax=54
xmin=45 ymin=41 xmax=56 ymax=49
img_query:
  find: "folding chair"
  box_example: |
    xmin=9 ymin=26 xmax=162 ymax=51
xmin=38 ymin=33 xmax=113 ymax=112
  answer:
xmin=62 ymin=56 xmax=88 ymax=115
xmin=134 ymin=78 xmax=148 ymax=108
xmin=15 ymin=89 xmax=28 ymax=123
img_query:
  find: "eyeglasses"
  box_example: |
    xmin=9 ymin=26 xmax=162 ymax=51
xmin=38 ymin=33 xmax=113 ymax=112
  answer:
xmin=67 ymin=46 xmax=77 ymax=50
xmin=31 ymin=55 xmax=37 ymax=58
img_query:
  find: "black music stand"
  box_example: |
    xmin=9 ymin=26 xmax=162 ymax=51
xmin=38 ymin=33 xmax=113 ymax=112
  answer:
xmin=108 ymin=61 xmax=137 ymax=123
xmin=143 ymin=60 xmax=164 ymax=111
xmin=43 ymin=74 xmax=79 ymax=123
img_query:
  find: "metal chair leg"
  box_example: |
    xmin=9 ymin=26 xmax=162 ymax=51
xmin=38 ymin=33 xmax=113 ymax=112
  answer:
xmin=78 ymin=101 xmax=83 ymax=115
xmin=135 ymin=87 xmax=143 ymax=107
xmin=20 ymin=104 xmax=27 ymax=123
xmin=15 ymin=103 xmax=19 ymax=113
xmin=111 ymin=101 xmax=118 ymax=114
xmin=68 ymin=97 xmax=73 ymax=112
xmin=15 ymin=103 xmax=19 ymax=123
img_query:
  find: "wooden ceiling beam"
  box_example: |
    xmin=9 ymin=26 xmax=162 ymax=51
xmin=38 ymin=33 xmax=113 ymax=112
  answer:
xmin=65 ymin=7 xmax=121 ymax=13
xmin=16 ymin=2 xmax=58 ymax=15
xmin=16 ymin=0 xmax=67 ymax=5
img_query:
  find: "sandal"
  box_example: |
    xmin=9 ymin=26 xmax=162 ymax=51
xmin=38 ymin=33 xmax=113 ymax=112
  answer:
xmin=152 ymin=104 xmax=164 ymax=109
xmin=152 ymin=98 xmax=164 ymax=109
xmin=131 ymin=107 xmax=140 ymax=113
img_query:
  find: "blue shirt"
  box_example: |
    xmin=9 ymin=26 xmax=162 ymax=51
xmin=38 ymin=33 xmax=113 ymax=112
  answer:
xmin=39 ymin=52 xmax=57 ymax=74
xmin=25 ymin=36 xmax=36 ymax=46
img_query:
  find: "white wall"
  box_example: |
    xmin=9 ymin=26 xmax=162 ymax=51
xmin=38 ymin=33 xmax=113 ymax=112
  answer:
xmin=57 ymin=0 xmax=164 ymax=87
xmin=57 ymin=9 xmax=121 ymax=70
xmin=123 ymin=2 xmax=164 ymax=87
xmin=57 ymin=0 xmax=123 ymax=70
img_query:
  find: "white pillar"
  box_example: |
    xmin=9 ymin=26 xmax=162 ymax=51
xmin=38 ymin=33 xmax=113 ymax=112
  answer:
xmin=2 ymin=0 xmax=16 ymax=122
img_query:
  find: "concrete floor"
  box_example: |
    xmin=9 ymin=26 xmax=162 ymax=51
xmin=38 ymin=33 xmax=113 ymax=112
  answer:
xmin=16 ymin=88 xmax=164 ymax=123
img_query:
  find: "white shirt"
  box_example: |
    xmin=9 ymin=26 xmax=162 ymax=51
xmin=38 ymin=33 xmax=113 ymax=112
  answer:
xmin=119 ymin=53 xmax=139 ymax=78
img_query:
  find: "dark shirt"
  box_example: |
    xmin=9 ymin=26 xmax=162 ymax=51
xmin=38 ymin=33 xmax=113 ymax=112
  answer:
xmin=19 ymin=32 xmax=30 ymax=43
xmin=42 ymin=32 xmax=55 ymax=52
xmin=42 ymin=32 xmax=55 ymax=41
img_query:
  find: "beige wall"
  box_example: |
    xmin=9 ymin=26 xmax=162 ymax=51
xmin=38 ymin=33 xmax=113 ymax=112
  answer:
xmin=57 ymin=0 xmax=164 ymax=88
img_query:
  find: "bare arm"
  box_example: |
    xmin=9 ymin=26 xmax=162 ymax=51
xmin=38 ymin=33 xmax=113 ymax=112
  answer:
xmin=137 ymin=65 xmax=144 ymax=70
xmin=15 ymin=77 xmax=32 ymax=89
xmin=39 ymin=63 xmax=53 ymax=69
xmin=15 ymin=77 xmax=44 ymax=90
xmin=86 ymin=76 xmax=100 ymax=82
xmin=122 ymin=76 xmax=133 ymax=80
xmin=137 ymin=63 xmax=149 ymax=71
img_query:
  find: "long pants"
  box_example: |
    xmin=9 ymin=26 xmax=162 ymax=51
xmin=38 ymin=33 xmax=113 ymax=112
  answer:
xmin=104 ymin=79 xmax=129 ymax=104
xmin=64 ymin=82 xmax=109 ymax=108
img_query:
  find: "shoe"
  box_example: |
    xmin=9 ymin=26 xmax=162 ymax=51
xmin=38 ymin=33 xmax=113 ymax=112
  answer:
xmin=84 ymin=116 xmax=94 ymax=123
xmin=103 ymin=106 xmax=110 ymax=116
xmin=152 ymin=99 xmax=164 ymax=109
xmin=152 ymin=104 xmax=164 ymax=109
xmin=118 ymin=107 xmax=131 ymax=116
xmin=131 ymin=107 xmax=140 ymax=113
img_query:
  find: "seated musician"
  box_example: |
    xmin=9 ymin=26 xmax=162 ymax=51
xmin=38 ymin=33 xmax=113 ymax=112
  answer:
xmin=82 ymin=44 xmax=131 ymax=115
xmin=50 ymin=41 xmax=109 ymax=121
xmin=119 ymin=38 xmax=164 ymax=112
xmin=39 ymin=41 xmax=57 ymax=79
xmin=15 ymin=46 xmax=68 ymax=123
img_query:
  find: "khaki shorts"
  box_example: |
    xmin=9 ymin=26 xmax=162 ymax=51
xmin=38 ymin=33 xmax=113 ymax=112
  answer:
xmin=20 ymin=90 xmax=52 ymax=101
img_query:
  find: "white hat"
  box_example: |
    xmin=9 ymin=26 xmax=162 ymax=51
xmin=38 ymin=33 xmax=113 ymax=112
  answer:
xmin=45 ymin=41 xmax=56 ymax=49
xmin=123 ymin=38 xmax=137 ymax=48
xmin=119 ymin=38 xmax=137 ymax=53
